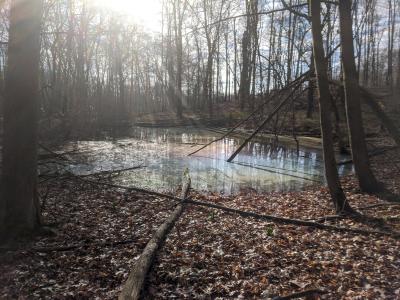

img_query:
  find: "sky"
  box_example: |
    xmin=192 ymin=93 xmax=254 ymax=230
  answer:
xmin=89 ymin=0 xmax=162 ymax=32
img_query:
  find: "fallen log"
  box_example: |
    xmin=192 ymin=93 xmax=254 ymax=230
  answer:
xmin=272 ymin=288 xmax=328 ymax=300
xmin=119 ymin=174 xmax=191 ymax=300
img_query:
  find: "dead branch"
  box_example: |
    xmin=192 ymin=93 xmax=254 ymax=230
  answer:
xmin=31 ymin=239 xmax=137 ymax=253
xmin=39 ymin=143 xmax=71 ymax=161
xmin=65 ymin=173 xmax=179 ymax=201
xmin=227 ymin=79 xmax=306 ymax=162
xmin=272 ymin=288 xmax=328 ymax=300
xmin=306 ymin=215 xmax=345 ymax=223
xmin=185 ymin=199 xmax=400 ymax=239
xmin=64 ymin=176 xmax=400 ymax=238
xmin=79 ymin=165 xmax=145 ymax=178
xmin=359 ymin=203 xmax=400 ymax=210
xmin=188 ymin=72 xmax=309 ymax=157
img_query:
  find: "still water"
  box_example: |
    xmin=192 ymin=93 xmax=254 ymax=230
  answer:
xmin=60 ymin=127 xmax=353 ymax=194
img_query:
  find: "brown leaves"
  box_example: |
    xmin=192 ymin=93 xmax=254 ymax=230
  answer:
xmin=145 ymin=183 xmax=400 ymax=299
xmin=0 ymin=180 xmax=175 ymax=299
xmin=2 ymin=148 xmax=400 ymax=299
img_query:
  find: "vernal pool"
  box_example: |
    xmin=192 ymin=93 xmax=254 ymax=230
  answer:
xmin=60 ymin=127 xmax=353 ymax=194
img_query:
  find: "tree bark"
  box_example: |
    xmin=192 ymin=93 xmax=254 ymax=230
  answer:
xmin=309 ymin=0 xmax=353 ymax=213
xmin=239 ymin=29 xmax=250 ymax=111
xmin=306 ymin=53 xmax=315 ymax=119
xmin=338 ymin=0 xmax=382 ymax=193
xmin=1 ymin=0 xmax=43 ymax=237
xmin=119 ymin=176 xmax=191 ymax=300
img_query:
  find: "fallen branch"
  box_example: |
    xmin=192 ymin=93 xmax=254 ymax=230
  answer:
xmin=185 ymin=199 xmax=400 ymax=239
xmin=227 ymin=80 xmax=305 ymax=162
xmin=272 ymin=288 xmax=328 ymax=300
xmin=64 ymin=176 xmax=400 ymax=238
xmin=31 ymin=239 xmax=138 ymax=253
xmin=233 ymin=161 xmax=322 ymax=183
xmin=65 ymin=173 xmax=179 ymax=201
xmin=119 ymin=175 xmax=191 ymax=300
xmin=188 ymin=72 xmax=310 ymax=157
xmin=39 ymin=143 xmax=71 ymax=162
xmin=359 ymin=203 xmax=400 ymax=210
xmin=79 ymin=165 xmax=145 ymax=178
xmin=307 ymin=215 xmax=345 ymax=223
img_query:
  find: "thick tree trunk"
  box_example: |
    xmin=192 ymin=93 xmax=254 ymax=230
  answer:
xmin=338 ymin=0 xmax=382 ymax=193
xmin=309 ymin=0 xmax=353 ymax=213
xmin=1 ymin=0 xmax=43 ymax=237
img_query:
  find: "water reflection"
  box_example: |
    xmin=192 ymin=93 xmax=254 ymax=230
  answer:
xmin=62 ymin=127 xmax=353 ymax=194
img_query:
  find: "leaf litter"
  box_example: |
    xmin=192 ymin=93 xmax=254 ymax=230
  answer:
xmin=0 ymin=148 xmax=400 ymax=299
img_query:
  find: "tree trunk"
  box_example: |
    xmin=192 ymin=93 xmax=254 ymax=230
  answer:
xmin=173 ymin=0 xmax=184 ymax=119
xmin=239 ymin=29 xmax=250 ymax=111
xmin=309 ymin=0 xmax=353 ymax=213
xmin=338 ymin=0 xmax=382 ymax=193
xmin=1 ymin=0 xmax=43 ymax=237
xmin=306 ymin=53 xmax=315 ymax=119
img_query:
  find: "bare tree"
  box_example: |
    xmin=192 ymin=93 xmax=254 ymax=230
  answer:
xmin=339 ymin=0 xmax=383 ymax=193
xmin=309 ymin=0 xmax=353 ymax=213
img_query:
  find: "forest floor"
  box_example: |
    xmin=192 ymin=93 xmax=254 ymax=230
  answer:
xmin=1 ymin=146 xmax=400 ymax=299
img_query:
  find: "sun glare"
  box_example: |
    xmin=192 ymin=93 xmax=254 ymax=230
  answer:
xmin=91 ymin=0 xmax=161 ymax=31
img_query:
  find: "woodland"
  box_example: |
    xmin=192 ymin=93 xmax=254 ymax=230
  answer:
xmin=0 ymin=0 xmax=400 ymax=299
